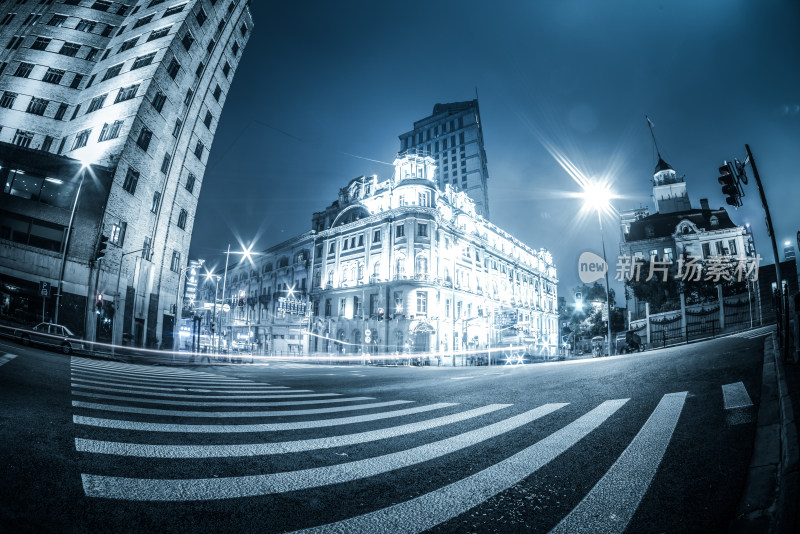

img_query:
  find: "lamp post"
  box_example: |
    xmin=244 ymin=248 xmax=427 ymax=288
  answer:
xmin=217 ymin=243 xmax=256 ymax=353
xmin=203 ymin=269 xmax=221 ymax=352
xmin=173 ymin=260 xmax=204 ymax=352
xmin=581 ymin=180 xmax=615 ymax=358
xmin=54 ymin=165 xmax=88 ymax=324
xmin=111 ymin=248 xmax=145 ymax=356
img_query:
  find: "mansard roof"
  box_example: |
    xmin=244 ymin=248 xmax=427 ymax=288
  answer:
xmin=624 ymin=207 xmax=737 ymax=242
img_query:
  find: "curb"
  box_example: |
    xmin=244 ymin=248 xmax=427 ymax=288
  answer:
xmin=730 ymin=334 xmax=799 ymax=533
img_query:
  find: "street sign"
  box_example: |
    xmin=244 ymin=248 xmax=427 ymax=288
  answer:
xmin=365 ymin=329 xmax=371 ymax=337
xmin=364 ymin=328 xmax=372 ymax=343
xmin=222 ymin=303 xmax=231 ymax=312
xmin=39 ymin=281 xmax=50 ymax=297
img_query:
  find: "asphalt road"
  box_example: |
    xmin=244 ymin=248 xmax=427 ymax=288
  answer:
xmin=0 ymin=329 xmax=772 ymax=533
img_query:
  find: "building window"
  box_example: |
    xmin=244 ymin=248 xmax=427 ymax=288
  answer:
xmin=31 ymin=36 xmax=51 ymax=51
xmin=142 ymin=236 xmax=152 ymax=260
xmin=151 ymin=191 xmax=160 ymax=213
xmin=122 ymin=167 xmax=139 ymax=194
xmin=195 ymin=61 xmax=204 ymax=77
xmin=328 ymin=242 xmax=335 ymax=254
xmin=222 ymin=61 xmax=231 ymax=77
xmin=163 ymin=3 xmax=186 ymax=17
xmin=416 ymin=292 xmax=427 ymax=314
xmin=354 ymin=296 xmax=361 ymax=317
xmin=181 ymin=33 xmax=194 ymax=51
xmin=13 ymin=130 xmax=34 ymax=148
xmin=170 ymin=250 xmax=181 ymax=272
xmin=131 ymin=52 xmax=156 ymax=70
xmin=87 ymin=94 xmax=106 ymax=113
xmin=92 ymin=1 xmax=112 ymax=13
xmin=325 ymin=299 xmax=331 ymax=317
xmin=396 ymin=224 xmax=404 ymax=238
xmin=177 ymin=208 xmax=187 ymax=229
xmin=102 ymin=63 xmax=123 ymax=81
xmin=160 ymin=152 xmax=171 ymax=174
xmin=206 ymin=38 xmax=216 ymax=54
xmin=232 ymin=41 xmax=239 ymax=56
xmin=119 ymin=37 xmax=138 ymax=52
xmin=701 ymin=242 xmax=711 ymax=258
xmin=110 ymin=221 xmax=126 ymax=246
xmin=70 ymin=74 xmax=84 ymax=89
xmin=148 ymin=26 xmax=171 ymax=41
xmin=42 ymin=136 xmax=54 ymax=152
xmin=195 ymin=8 xmax=207 ymax=26
xmin=417 ymin=223 xmax=428 ymax=237
xmin=240 ymin=23 xmax=248 ymax=37
xmin=728 ymin=239 xmax=737 ymax=256
xmin=185 ymin=173 xmax=195 ymax=193
xmin=172 ymin=118 xmax=182 ymax=137
xmin=26 ymin=97 xmax=49 ymax=116
xmin=166 ymin=58 xmax=180 ymax=79
xmin=75 ymin=19 xmax=97 ymax=33
xmin=184 ymin=88 xmax=193 ymax=104
xmin=373 ymin=229 xmax=380 ymax=243
xmin=72 ymin=129 xmax=91 ymax=150
xmin=213 ymin=84 xmax=222 ymax=101
xmin=194 ymin=140 xmax=204 ymax=160
xmin=47 ymin=14 xmax=66 ymax=27
xmin=13 ymin=62 xmax=33 ymax=78
xmin=42 ymin=68 xmax=65 ymax=85
xmin=132 ymin=14 xmax=154 ymax=29
xmin=136 ymin=126 xmax=152 ymax=151
xmin=0 ymin=91 xmax=17 ymax=109
xmin=203 ymin=111 xmax=212 ymax=129
xmin=98 ymin=120 xmax=123 ymax=141
xmin=338 ymin=298 xmax=346 ymax=317
xmin=151 ymin=91 xmax=166 ymax=112
xmin=115 ymin=83 xmax=139 ymax=103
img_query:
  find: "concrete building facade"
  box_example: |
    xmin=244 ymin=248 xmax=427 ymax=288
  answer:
xmin=199 ymin=152 xmax=559 ymax=363
xmin=399 ymin=100 xmax=491 ymax=219
xmin=0 ymin=0 xmax=253 ymax=348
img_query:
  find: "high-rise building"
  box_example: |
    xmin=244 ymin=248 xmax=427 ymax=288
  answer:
xmin=0 ymin=1 xmax=253 ymax=349
xmin=785 ymin=240 xmax=797 ymax=262
xmin=399 ymin=100 xmax=491 ymax=219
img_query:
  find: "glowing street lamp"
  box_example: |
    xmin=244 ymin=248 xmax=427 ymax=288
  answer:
xmin=217 ymin=242 xmax=258 ymax=353
xmin=580 ymin=179 xmax=616 ymax=358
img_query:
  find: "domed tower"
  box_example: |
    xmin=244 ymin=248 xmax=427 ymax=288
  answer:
xmin=648 ymin=118 xmax=691 ymax=213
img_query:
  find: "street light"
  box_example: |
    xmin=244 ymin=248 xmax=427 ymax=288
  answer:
xmin=204 ymin=269 xmax=221 ymax=352
xmin=580 ymin=179 xmax=616 ymax=358
xmin=217 ymin=242 xmax=258 ymax=353
xmin=173 ymin=260 xmax=204 ymax=352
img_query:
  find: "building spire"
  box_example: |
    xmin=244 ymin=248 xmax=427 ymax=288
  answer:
xmin=646 ymin=115 xmax=661 ymax=159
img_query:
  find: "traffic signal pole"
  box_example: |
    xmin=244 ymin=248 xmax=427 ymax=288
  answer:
xmin=745 ymin=144 xmax=787 ymax=360
xmin=54 ymin=169 xmax=86 ymax=324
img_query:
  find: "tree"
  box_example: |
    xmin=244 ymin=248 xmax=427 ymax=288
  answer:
xmin=560 ymin=282 xmax=625 ymax=341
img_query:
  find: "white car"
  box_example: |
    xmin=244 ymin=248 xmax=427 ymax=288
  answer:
xmin=15 ymin=323 xmax=86 ymax=355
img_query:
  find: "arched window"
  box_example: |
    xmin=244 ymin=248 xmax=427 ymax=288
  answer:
xmin=278 ymin=257 xmax=289 ymax=268
xmin=327 ymin=270 xmax=333 ymax=287
xmin=357 ymin=262 xmax=364 ymax=281
xmin=372 ymin=260 xmax=381 ymax=280
xmin=352 ymin=330 xmax=361 ymax=353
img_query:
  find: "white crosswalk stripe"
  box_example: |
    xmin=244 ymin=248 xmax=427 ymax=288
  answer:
xmin=721 ymin=381 xmax=753 ymax=410
xmin=69 ymin=357 xmax=696 ymax=531
xmin=0 ymin=353 xmax=17 ymax=368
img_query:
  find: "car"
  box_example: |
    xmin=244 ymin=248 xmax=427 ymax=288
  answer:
xmin=14 ymin=322 xmax=85 ymax=355
xmin=615 ymin=330 xmax=644 ymax=354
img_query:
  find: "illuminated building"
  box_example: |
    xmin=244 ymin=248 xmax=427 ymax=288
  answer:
xmin=399 ymin=100 xmax=491 ymax=219
xmin=0 ymin=1 xmax=253 ymax=347
xmin=203 ymin=152 xmax=559 ymax=362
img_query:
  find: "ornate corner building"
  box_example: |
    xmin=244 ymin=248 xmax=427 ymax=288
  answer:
xmin=209 ymin=152 xmax=558 ymax=363
xmin=0 ymin=1 xmax=253 ymax=347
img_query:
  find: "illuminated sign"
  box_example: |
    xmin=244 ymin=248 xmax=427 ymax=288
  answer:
xmin=277 ymin=297 xmax=307 ymax=316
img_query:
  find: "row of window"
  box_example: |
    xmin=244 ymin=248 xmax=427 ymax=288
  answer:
xmin=325 ymin=224 xmax=429 ymax=255
xmin=404 ymin=115 xmax=467 ymax=148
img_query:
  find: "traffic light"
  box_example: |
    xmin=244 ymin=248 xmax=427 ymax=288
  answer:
xmin=377 ymin=307 xmax=384 ymax=321
xmin=95 ymin=294 xmax=103 ymax=313
xmin=96 ymin=234 xmax=109 ymax=261
xmin=210 ymin=322 xmax=215 ymax=334
xmin=718 ymin=162 xmax=740 ymax=207
xmin=237 ymin=290 xmax=245 ymax=307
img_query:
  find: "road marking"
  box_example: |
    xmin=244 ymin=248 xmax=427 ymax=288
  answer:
xmin=70 ymin=377 xmax=315 ymax=394
xmin=550 ymin=392 xmax=687 ymax=534
xmin=71 ymin=360 xmax=234 ymax=379
xmin=72 ymin=399 xmax=413 ymax=417
xmin=71 ymin=390 xmax=374 ymax=407
xmin=291 ymin=399 xmax=626 ymax=534
xmin=80 ymin=403 xmax=564 ymax=500
xmin=70 ymin=370 xmax=283 ymax=388
xmin=0 ymin=353 xmax=17 ymax=368
xmin=70 ymin=366 xmax=252 ymax=383
xmin=69 ymin=384 xmax=333 ymax=399
xmin=75 ymin=404 xmax=511 ymax=458
xmin=450 ymin=376 xmax=474 ymax=380
xmin=73 ymin=402 xmax=455 ymax=433
xmin=721 ymin=382 xmax=753 ymax=410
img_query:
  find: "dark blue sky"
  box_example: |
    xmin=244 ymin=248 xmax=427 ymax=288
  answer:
xmin=191 ymin=0 xmax=800 ymax=299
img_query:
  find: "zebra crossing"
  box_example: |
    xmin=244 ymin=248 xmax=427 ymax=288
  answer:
xmin=728 ymin=325 xmax=776 ymax=339
xmin=69 ymin=357 xmax=740 ymax=532
xmin=0 ymin=353 xmax=17 ymax=368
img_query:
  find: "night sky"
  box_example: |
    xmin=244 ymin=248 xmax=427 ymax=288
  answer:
xmin=191 ymin=0 xmax=800 ymax=302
